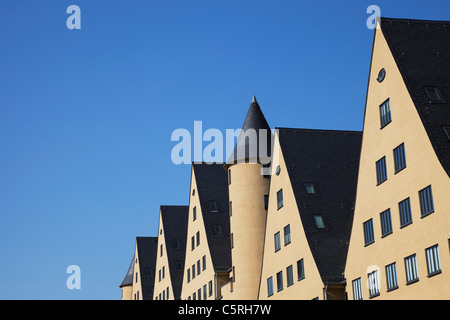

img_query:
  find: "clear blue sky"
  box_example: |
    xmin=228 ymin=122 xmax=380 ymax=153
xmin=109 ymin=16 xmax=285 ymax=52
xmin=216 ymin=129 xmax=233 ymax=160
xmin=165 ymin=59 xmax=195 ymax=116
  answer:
xmin=0 ymin=0 xmax=449 ymax=300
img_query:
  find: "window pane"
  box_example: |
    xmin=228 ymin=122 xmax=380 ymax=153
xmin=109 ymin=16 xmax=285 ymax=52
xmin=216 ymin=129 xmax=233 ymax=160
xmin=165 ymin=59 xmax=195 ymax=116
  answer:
xmin=399 ymin=198 xmax=412 ymax=227
xmin=297 ymin=259 xmax=305 ymax=280
xmin=276 ymin=271 xmax=283 ymax=292
xmin=314 ymin=215 xmax=325 ymax=229
xmin=419 ymin=185 xmax=434 ymax=217
xmin=286 ymin=265 xmax=293 ymax=286
xmin=304 ymin=183 xmax=316 ymax=194
xmin=363 ymin=219 xmax=374 ymax=245
xmin=405 ymin=254 xmax=419 ymax=284
xmin=352 ymin=278 xmax=363 ymax=300
xmin=284 ymin=225 xmax=291 ymax=245
xmin=393 ymin=143 xmax=406 ymax=172
xmin=267 ymin=277 xmax=273 ymax=296
xmin=425 ymin=244 xmax=441 ymax=276
xmin=385 ymin=263 xmax=398 ymax=291
xmin=274 ymin=232 xmax=281 ymax=252
xmin=380 ymin=209 xmax=393 ymax=237
xmin=380 ymin=99 xmax=392 ymax=128
xmin=376 ymin=156 xmax=387 ymax=185
xmin=277 ymin=189 xmax=283 ymax=209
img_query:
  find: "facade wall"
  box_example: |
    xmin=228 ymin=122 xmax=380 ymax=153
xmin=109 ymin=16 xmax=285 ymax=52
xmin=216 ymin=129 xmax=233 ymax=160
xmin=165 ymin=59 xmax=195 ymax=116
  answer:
xmin=153 ymin=210 xmax=175 ymax=300
xmin=258 ymin=134 xmax=324 ymax=300
xmin=180 ymin=168 xmax=217 ymax=300
xmin=131 ymin=242 xmax=142 ymax=300
xmin=345 ymin=26 xmax=450 ymax=300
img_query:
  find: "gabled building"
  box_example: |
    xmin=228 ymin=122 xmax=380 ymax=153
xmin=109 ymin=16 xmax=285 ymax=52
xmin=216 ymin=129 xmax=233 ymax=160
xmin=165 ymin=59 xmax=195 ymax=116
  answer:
xmin=120 ymin=237 xmax=158 ymax=300
xmin=153 ymin=205 xmax=189 ymax=300
xmin=345 ymin=18 xmax=450 ymax=300
xmin=180 ymin=163 xmax=231 ymax=300
xmin=258 ymin=128 xmax=362 ymax=300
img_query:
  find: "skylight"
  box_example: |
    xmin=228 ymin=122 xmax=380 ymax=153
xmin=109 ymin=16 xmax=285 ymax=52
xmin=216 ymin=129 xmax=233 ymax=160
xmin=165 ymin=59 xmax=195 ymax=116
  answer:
xmin=444 ymin=127 xmax=450 ymax=142
xmin=424 ymin=87 xmax=444 ymax=102
xmin=304 ymin=183 xmax=316 ymax=194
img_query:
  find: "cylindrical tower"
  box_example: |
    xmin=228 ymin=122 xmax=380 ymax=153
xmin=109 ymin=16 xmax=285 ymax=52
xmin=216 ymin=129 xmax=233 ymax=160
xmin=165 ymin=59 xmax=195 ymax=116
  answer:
xmin=224 ymin=95 xmax=272 ymax=299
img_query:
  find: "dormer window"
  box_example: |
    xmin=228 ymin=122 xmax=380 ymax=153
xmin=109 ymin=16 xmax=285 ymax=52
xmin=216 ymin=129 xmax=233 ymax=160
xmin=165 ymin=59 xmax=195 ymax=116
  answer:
xmin=304 ymin=183 xmax=316 ymax=194
xmin=425 ymin=87 xmax=444 ymax=102
xmin=209 ymin=201 xmax=218 ymax=212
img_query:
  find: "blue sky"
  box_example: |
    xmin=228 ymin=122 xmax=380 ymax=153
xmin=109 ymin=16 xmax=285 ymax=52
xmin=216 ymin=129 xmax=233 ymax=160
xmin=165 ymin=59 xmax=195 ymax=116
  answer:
xmin=1 ymin=0 xmax=449 ymax=300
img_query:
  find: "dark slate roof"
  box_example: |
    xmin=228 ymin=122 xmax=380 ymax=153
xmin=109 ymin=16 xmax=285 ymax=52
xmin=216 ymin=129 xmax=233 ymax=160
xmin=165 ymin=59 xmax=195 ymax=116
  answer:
xmin=193 ymin=163 xmax=232 ymax=271
xmin=380 ymin=17 xmax=450 ymax=177
xmin=136 ymin=237 xmax=158 ymax=300
xmin=225 ymin=96 xmax=273 ymax=169
xmin=119 ymin=255 xmax=135 ymax=288
xmin=160 ymin=205 xmax=189 ymax=300
xmin=277 ymin=128 xmax=362 ymax=283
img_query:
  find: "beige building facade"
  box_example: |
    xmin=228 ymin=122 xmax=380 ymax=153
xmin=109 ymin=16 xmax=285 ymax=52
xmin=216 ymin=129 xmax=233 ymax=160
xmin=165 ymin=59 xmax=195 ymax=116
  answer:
xmin=120 ymin=17 xmax=450 ymax=300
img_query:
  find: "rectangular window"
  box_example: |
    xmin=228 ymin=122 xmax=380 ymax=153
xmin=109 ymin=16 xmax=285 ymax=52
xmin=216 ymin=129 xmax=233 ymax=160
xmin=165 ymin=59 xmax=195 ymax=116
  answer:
xmin=229 ymin=201 xmax=232 ymax=217
xmin=208 ymin=280 xmax=213 ymax=297
xmin=313 ymin=215 xmax=325 ymax=230
xmin=419 ymin=185 xmax=434 ymax=217
xmin=274 ymin=232 xmax=281 ymax=252
xmin=376 ymin=156 xmax=387 ymax=185
xmin=267 ymin=277 xmax=274 ymax=297
xmin=193 ymin=206 xmax=197 ymax=221
xmin=264 ymin=195 xmax=269 ymax=210
xmin=196 ymin=231 xmax=200 ymax=246
xmin=197 ymin=260 xmax=201 ymax=275
xmin=380 ymin=209 xmax=393 ymax=237
xmin=284 ymin=225 xmax=291 ymax=245
xmin=286 ymin=265 xmax=294 ymax=287
xmin=363 ymin=219 xmax=375 ymax=246
xmin=379 ymin=99 xmax=391 ymax=128
xmin=192 ymin=264 xmax=196 ymax=279
xmin=352 ymin=278 xmax=363 ymax=300
xmin=405 ymin=254 xmax=419 ymax=284
xmin=202 ymin=255 xmax=206 ymax=271
xmin=385 ymin=262 xmax=398 ymax=292
xmin=213 ymin=224 xmax=223 ymax=235
xmin=191 ymin=236 xmax=195 ymax=251
xmin=304 ymin=183 xmax=316 ymax=194
xmin=228 ymin=169 xmax=231 ymax=185
xmin=425 ymin=87 xmax=444 ymax=102
xmin=203 ymin=284 xmax=207 ymax=300
xmin=187 ymin=268 xmax=190 ymax=283
xmin=425 ymin=244 xmax=441 ymax=277
xmin=297 ymin=259 xmax=305 ymax=281
xmin=393 ymin=143 xmax=406 ymax=172
xmin=276 ymin=271 xmax=283 ymax=292
xmin=209 ymin=200 xmax=218 ymax=211
xmin=399 ymin=198 xmax=413 ymax=228
xmin=368 ymin=270 xmax=380 ymax=298
xmin=277 ymin=189 xmax=283 ymax=209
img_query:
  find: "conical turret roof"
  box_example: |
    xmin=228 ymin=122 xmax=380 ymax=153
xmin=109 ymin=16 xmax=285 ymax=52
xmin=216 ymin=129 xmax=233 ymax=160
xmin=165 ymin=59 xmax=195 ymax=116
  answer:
xmin=119 ymin=255 xmax=134 ymax=288
xmin=225 ymin=95 xmax=272 ymax=169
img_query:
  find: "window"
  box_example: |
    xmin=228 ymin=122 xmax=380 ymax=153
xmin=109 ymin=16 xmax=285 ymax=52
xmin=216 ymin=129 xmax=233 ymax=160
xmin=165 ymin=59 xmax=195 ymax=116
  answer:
xmin=363 ymin=219 xmax=375 ymax=246
xmin=193 ymin=206 xmax=197 ymax=221
xmin=304 ymin=183 xmax=316 ymax=194
xmin=208 ymin=281 xmax=213 ymax=297
xmin=444 ymin=127 xmax=450 ymax=142
xmin=313 ymin=215 xmax=325 ymax=230
xmin=276 ymin=271 xmax=283 ymax=292
xmin=424 ymin=87 xmax=444 ymax=102
xmin=202 ymin=255 xmax=206 ymax=271
xmin=405 ymin=254 xmax=419 ymax=284
xmin=198 ymin=289 xmax=201 ymax=300
xmin=176 ymin=260 xmax=183 ymax=271
xmin=192 ymin=264 xmax=196 ymax=279
xmin=380 ymin=209 xmax=393 ymax=237
xmin=352 ymin=278 xmax=363 ymax=300
xmin=160 ymin=244 xmax=163 ymax=257
xmin=274 ymin=232 xmax=281 ymax=252
xmin=191 ymin=236 xmax=195 ymax=251
xmin=393 ymin=143 xmax=406 ymax=173
xmin=264 ymin=195 xmax=269 ymax=210
xmin=399 ymin=197 xmax=412 ymax=228
xmin=203 ymin=284 xmax=207 ymax=300
xmin=196 ymin=231 xmax=200 ymax=246
xmin=209 ymin=200 xmax=218 ymax=212
xmin=284 ymin=225 xmax=291 ymax=245
xmin=229 ymin=201 xmax=232 ymax=217
xmin=228 ymin=169 xmax=231 ymax=185
xmin=197 ymin=260 xmax=201 ymax=276
xmin=267 ymin=277 xmax=274 ymax=297
xmin=297 ymin=259 xmax=305 ymax=281
xmin=419 ymin=185 xmax=434 ymax=217
xmin=385 ymin=262 xmax=398 ymax=292
xmin=166 ymin=287 xmax=170 ymax=300
xmin=368 ymin=270 xmax=380 ymax=298
xmin=213 ymin=224 xmax=223 ymax=235
xmin=286 ymin=265 xmax=294 ymax=287
xmin=187 ymin=268 xmax=191 ymax=283
xmin=277 ymin=189 xmax=283 ymax=209
xmin=376 ymin=156 xmax=387 ymax=185
xmin=172 ymin=239 xmax=180 ymax=250
xmin=379 ymin=99 xmax=392 ymax=128
xmin=425 ymin=244 xmax=441 ymax=277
